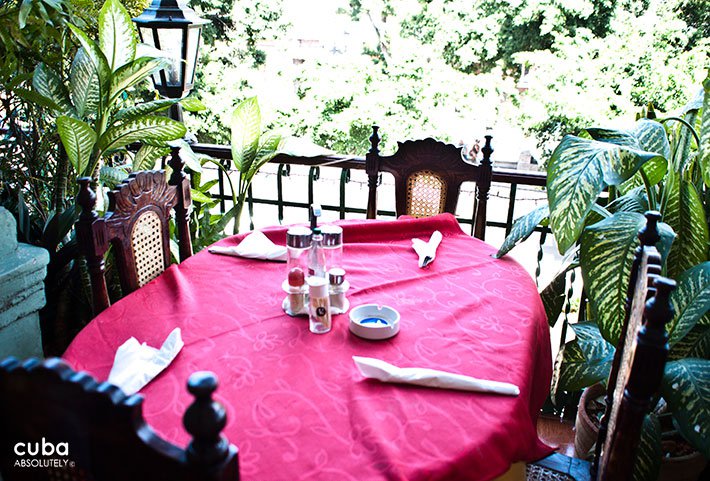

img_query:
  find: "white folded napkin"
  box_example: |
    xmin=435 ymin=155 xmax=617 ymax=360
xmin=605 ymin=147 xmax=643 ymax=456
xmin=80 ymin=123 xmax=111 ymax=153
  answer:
xmin=108 ymin=327 xmax=184 ymax=395
xmin=353 ymin=356 xmax=520 ymax=396
xmin=208 ymin=231 xmax=287 ymax=262
xmin=411 ymin=230 xmax=443 ymax=268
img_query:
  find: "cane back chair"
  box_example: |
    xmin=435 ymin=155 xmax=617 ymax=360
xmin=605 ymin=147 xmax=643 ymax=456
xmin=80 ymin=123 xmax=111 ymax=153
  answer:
xmin=76 ymin=148 xmax=192 ymax=315
xmin=0 ymin=357 xmax=239 ymax=481
xmin=527 ymin=211 xmax=676 ymax=481
xmin=365 ymin=125 xmax=493 ymax=240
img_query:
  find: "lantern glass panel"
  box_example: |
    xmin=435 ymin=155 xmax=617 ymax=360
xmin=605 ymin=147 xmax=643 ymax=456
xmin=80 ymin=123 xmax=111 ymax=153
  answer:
xmin=156 ymin=27 xmax=185 ymax=86
xmin=185 ymin=26 xmax=201 ymax=87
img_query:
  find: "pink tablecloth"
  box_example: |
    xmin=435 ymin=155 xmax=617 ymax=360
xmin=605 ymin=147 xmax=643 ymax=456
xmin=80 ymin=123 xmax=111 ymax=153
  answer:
xmin=63 ymin=213 xmax=552 ymax=481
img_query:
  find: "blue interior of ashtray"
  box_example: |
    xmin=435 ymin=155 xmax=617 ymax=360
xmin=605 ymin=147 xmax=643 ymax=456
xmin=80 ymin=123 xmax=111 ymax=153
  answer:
xmin=359 ymin=317 xmax=390 ymax=326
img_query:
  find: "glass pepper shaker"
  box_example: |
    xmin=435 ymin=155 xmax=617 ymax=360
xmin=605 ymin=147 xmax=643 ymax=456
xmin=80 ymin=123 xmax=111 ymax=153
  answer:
xmin=321 ymin=225 xmax=343 ymax=272
xmin=328 ymin=268 xmax=350 ymax=314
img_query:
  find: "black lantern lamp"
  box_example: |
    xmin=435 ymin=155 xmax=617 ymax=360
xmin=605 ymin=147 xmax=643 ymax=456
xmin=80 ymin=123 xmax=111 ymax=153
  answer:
xmin=133 ymin=0 xmax=209 ymax=101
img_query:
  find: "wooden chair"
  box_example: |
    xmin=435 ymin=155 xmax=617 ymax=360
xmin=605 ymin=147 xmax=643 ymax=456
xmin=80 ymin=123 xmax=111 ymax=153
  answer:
xmin=0 ymin=357 xmax=239 ymax=481
xmin=527 ymin=211 xmax=676 ymax=481
xmin=365 ymin=126 xmax=493 ymax=240
xmin=76 ymin=148 xmax=192 ymax=315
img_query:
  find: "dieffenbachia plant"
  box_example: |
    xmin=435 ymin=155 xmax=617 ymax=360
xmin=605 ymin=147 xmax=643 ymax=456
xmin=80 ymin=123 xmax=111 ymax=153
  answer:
xmin=496 ymin=72 xmax=710 ymax=480
xmin=26 ymin=0 xmax=185 ymax=184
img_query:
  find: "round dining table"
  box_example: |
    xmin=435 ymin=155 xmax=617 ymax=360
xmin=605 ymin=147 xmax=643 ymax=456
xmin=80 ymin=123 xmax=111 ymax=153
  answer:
xmin=63 ymin=213 xmax=553 ymax=481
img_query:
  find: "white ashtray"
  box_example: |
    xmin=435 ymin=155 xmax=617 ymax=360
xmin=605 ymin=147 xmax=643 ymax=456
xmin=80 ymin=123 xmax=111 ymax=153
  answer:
xmin=349 ymin=304 xmax=400 ymax=340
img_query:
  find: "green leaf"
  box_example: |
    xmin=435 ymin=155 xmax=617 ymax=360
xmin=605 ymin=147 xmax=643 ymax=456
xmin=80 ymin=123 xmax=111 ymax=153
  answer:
xmin=98 ymin=0 xmax=136 ymax=72
xmin=190 ymin=189 xmax=215 ymax=204
xmin=67 ymin=23 xmax=111 ymax=110
xmin=98 ymin=116 xmax=186 ymax=152
xmin=133 ymin=144 xmax=169 ymax=171
xmin=668 ymin=262 xmax=710 ymax=348
xmin=580 ymin=212 xmax=646 ymax=345
xmin=606 ymin=187 xmax=648 ymax=214
xmin=670 ymin=324 xmax=710 ymax=360
xmin=700 ymin=74 xmax=710 ymax=188
xmin=494 ymin=204 xmax=549 ymax=258
xmin=32 ymin=63 xmax=73 ymax=115
xmin=56 ymin=116 xmax=96 ymax=176
xmin=167 ymin=139 xmax=203 ymax=173
xmin=587 ymin=118 xmax=672 ymax=163
xmin=662 ymin=172 xmax=709 ymax=279
xmin=631 ymin=414 xmax=662 ymax=481
xmin=248 ymin=132 xmax=283 ymax=178
xmin=661 ymin=359 xmax=710 ymax=458
xmin=552 ymin=322 xmax=614 ymax=394
xmin=69 ymin=48 xmax=100 ymax=118
xmin=181 ymin=96 xmax=207 ymax=112
xmin=231 ymin=96 xmax=261 ymax=173
xmin=115 ymin=98 xmax=178 ymax=121
xmin=99 ymin=165 xmax=128 ymax=188
xmin=19 ymin=0 xmax=32 ymax=29
xmin=13 ymin=87 xmax=62 ymax=112
xmin=547 ymin=135 xmax=662 ymax=253
xmin=110 ymin=57 xmax=171 ymax=101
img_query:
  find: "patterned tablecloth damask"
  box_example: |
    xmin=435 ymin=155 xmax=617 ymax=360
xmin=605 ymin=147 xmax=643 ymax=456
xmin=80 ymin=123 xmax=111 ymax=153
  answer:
xmin=63 ymin=213 xmax=553 ymax=481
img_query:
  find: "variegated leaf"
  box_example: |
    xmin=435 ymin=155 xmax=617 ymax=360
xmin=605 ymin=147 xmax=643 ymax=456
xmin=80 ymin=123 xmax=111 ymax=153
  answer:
xmin=56 ymin=116 xmax=96 ymax=176
xmin=98 ymin=0 xmax=136 ymax=72
xmin=115 ymin=98 xmax=178 ymax=121
xmin=99 ymin=165 xmax=128 ymax=188
xmin=13 ymin=87 xmax=62 ymax=112
xmin=700 ymin=74 xmax=710 ymax=188
xmin=133 ymin=144 xmax=169 ymax=171
xmin=587 ymin=119 xmax=669 ymax=187
xmin=248 ymin=132 xmax=283 ymax=178
xmin=540 ymin=264 xmax=572 ymax=327
xmin=631 ymin=414 xmax=662 ymax=481
xmin=670 ymin=324 xmax=710 ymax=360
xmin=98 ymin=116 xmax=186 ymax=153
xmin=231 ymin=96 xmax=261 ymax=173
xmin=68 ymin=24 xmax=111 ymax=109
xmin=181 ymin=96 xmax=207 ymax=112
xmin=661 ymin=359 xmax=710 ymax=458
xmin=606 ymin=186 xmax=648 ymax=214
xmin=672 ymin=110 xmax=699 ymax=174
xmin=494 ymin=204 xmax=549 ymax=258
xmin=580 ymin=212 xmax=646 ymax=345
xmin=662 ymin=172 xmax=709 ymax=279
xmin=547 ymin=135 xmax=662 ymax=253
xmin=32 ymin=63 xmax=73 ymax=115
xmin=110 ymin=57 xmax=172 ymax=101
xmin=551 ymin=323 xmax=613 ymax=395
xmin=69 ymin=48 xmax=100 ymax=118
xmin=668 ymin=262 xmax=710 ymax=347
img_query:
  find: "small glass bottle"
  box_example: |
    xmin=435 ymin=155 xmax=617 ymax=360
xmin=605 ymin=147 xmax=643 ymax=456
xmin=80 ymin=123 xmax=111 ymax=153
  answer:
xmin=284 ymin=227 xmax=311 ymax=316
xmin=321 ymin=225 xmax=343 ymax=272
xmin=308 ymin=227 xmax=326 ymax=278
xmin=307 ymin=276 xmax=331 ymax=334
xmin=328 ymin=268 xmax=349 ymax=314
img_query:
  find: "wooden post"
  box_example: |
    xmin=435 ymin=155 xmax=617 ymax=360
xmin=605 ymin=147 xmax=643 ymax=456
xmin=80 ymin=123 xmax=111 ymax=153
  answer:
xmin=168 ymin=146 xmax=193 ymax=262
xmin=76 ymin=178 xmax=110 ymax=314
xmin=474 ymin=135 xmax=493 ymax=240
xmin=366 ymin=125 xmax=380 ymax=219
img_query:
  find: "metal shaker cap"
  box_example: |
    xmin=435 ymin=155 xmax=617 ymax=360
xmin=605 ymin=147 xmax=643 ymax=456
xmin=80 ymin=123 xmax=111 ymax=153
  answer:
xmin=328 ymin=268 xmax=346 ymax=285
xmin=287 ymin=226 xmax=312 ymax=248
xmin=321 ymin=225 xmax=343 ymax=247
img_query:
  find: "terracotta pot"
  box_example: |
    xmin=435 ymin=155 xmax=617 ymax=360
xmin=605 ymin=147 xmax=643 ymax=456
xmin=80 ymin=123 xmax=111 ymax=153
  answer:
xmin=574 ymin=384 xmax=708 ymax=481
xmin=574 ymin=382 xmax=606 ymax=458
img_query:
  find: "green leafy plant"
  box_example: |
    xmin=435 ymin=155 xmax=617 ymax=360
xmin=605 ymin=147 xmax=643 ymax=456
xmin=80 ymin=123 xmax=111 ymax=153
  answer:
xmin=228 ymin=96 xmax=282 ymax=233
xmin=30 ymin=0 xmax=185 ymax=184
xmin=496 ymin=74 xmax=710 ymax=479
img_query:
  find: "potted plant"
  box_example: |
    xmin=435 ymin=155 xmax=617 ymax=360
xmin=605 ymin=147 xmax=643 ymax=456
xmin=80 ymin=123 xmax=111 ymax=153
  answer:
xmin=496 ymin=73 xmax=710 ymax=480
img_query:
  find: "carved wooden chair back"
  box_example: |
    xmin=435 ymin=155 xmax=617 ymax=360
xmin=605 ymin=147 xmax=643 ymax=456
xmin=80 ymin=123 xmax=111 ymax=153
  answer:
xmin=0 ymin=357 xmax=239 ymax=481
xmin=526 ymin=212 xmax=675 ymax=481
xmin=365 ymin=126 xmax=493 ymax=240
xmin=77 ymin=148 xmax=192 ymax=315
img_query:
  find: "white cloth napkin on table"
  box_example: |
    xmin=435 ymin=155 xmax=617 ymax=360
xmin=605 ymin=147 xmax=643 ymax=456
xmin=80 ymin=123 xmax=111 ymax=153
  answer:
xmin=353 ymin=356 xmax=520 ymax=396
xmin=411 ymin=230 xmax=443 ymax=268
xmin=108 ymin=328 xmax=184 ymax=395
xmin=208 ymin=231 xmax=287 ymax=262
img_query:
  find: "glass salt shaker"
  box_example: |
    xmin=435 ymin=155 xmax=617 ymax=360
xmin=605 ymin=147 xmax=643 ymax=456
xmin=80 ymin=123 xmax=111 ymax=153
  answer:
xmin=328 ymin=268 xmax=349 ymax=314
xmin=307 ymin=276 xmax=331 ymax=333
xmin=283 ymin=226 xmax=311 ymax=316
xmin=308 ymin=227 xmax=327 ymax=278
xmin=321 ymin=225 xmax=343 ymax=272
